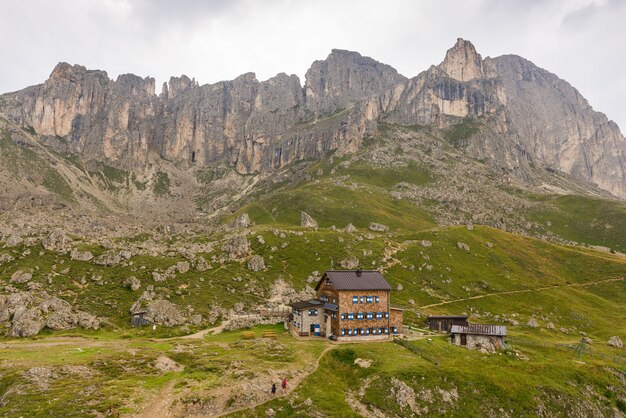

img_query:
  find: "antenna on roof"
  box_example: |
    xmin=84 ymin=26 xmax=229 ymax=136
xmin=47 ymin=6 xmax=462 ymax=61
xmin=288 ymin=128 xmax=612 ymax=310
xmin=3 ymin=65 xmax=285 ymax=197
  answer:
xmin=356 ymin=269 xmax=362 ymax=277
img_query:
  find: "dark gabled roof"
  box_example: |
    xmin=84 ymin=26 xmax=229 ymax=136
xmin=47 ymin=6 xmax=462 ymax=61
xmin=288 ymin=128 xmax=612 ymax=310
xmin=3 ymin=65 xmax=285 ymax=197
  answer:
xmin=427 ymin=315 xmax=469 ymax=320
xmin=315 ymin=270 xmax=391 ymax=291
xmin=287 ymin=299 xmax=323 ymax=310
xmin=450 ymin=324 xmax=507 ymax=336
xmin=322 ymin=303 xmax=338 ymax=312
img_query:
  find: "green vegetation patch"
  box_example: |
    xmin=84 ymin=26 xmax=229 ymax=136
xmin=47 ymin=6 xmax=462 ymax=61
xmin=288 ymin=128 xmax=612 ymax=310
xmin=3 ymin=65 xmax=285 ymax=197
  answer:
xmin=444 ymin=117 xmax=481 ymax=147
xmin=529 ymin=195 xmax=626 ymax=252
xmin=153 ymin=171 xmax=171 ymax=196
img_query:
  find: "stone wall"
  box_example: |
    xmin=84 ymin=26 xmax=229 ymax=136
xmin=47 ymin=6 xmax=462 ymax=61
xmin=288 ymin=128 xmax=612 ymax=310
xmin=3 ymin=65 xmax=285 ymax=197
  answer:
xmin=451 ymin=333 xmax=504 ymax=352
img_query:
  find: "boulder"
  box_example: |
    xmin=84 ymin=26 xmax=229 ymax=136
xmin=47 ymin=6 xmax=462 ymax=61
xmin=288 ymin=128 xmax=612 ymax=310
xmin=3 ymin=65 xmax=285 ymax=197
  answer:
xmin=119 ymin=250 xmax=133 ymax=260
xmin=93 ymin=251 xmax=121 ymax=266
xmin=230 ymin=213 xmax=251 ymax=228
xmin=46 ymin=310 xmax=78 ymax=330
xmin=4 ymin=235 xmax=23 ymax=247
xmin=344 ymin=223 xmax=357 ymax=233
xmin=301 ymin=212 xmax=319 ymax=229
xmin=247 ymin=255 xmax=266 ymax=272
xmin=122 ymin=276 xmax=141 ymax=291
xmin=77 ymin=311 xmax=100 ymax=329
xmin=420 ymin=240 xmax=432 ymax=247
xmin=527 ymin=318 xmax=538 ymax=328
xmin=0 ymin=254 xmax=16 ymax=265
xmin=222 ymin=236 xmax=251 ymax=260
xmin=145 ymin=300 xmax=187 ymax=326
xmin=10 ymin=270 xmax=32 ymax=284
xmin=456 ymin=242 xmax=470 ymax=252
xmin=173 ymin=261 xmax=190 ymax=274
xmin=189 ymin=314 xmax=203 ymax=326
xmin=10 ymin=308 xmax=45 ymax=337
xmin=42 ymin=229 xmax=71 ymax=253
xmin=368 ymin=222 xmax=389 ymax=232
xmin=340 ymin=256 xmax=359 ymax=269
xmin=194 ymin=256 xmax=210 ymax=272
xmin=608 ymin=336 xmax=623 ymax=348
xmin=70 ymin=249 xmax=94 ymax=262
xmin=154 ymin=355 xmax=184 ymax=372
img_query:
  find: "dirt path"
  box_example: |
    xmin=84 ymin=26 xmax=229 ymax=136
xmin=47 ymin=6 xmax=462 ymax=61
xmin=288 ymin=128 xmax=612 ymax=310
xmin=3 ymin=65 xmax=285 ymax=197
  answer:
xmin=214 ymin=344 xmax=335 ymax=417
xmin=136 ymin=381 xmax=177 ymax=418
xmin=419 ymin=277 xmax=625 ymax=309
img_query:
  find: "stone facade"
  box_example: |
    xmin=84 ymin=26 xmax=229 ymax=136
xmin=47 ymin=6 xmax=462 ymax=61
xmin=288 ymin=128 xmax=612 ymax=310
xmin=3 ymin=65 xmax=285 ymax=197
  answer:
xmin=451 ymin=333 xmax=505 ymax=352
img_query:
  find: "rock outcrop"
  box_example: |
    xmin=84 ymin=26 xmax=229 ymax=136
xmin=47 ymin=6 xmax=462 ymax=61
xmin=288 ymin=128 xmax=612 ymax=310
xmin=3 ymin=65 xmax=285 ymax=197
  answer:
xmin=2 ymin=39 xmax=624 ymax=199
xmin=300 ymin=212 xmax=319 ymax=229
xmin=0 ymin=291 xmax=100 ymax=337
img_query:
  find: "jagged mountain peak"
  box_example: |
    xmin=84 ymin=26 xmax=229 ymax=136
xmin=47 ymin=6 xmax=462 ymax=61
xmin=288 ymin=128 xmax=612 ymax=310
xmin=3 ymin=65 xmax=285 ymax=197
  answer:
xmin=439 ymin=38 xmax=484 ymax=82
xmin=1 ymin=40 xmax=624 ymax=200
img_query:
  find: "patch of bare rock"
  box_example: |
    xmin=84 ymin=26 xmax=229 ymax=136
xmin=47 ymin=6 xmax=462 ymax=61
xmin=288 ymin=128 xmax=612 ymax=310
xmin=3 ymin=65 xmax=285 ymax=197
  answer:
xmin=0 ymin=290 xmax=100 ymax=337
xmin=301 ymin=211 xmax=319 ymax=229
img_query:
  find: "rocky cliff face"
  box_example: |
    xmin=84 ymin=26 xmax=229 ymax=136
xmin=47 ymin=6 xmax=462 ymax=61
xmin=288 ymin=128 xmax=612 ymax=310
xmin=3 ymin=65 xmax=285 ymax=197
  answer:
xmin=1 ymin=39 xmax=624 ymax=199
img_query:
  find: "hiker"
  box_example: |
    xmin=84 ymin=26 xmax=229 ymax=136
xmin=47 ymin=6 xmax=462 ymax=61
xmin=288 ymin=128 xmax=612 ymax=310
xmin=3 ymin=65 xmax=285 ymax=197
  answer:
xmin=282 ymin=378 xmax=287 ymax=391
xmin=271 ymin=383 xmax=277 ymax=395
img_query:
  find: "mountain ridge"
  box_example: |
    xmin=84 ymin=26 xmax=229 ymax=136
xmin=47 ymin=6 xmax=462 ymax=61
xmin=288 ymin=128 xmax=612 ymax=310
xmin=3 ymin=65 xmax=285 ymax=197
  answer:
xmin=0 ymin=38 xmax=625 ymax=200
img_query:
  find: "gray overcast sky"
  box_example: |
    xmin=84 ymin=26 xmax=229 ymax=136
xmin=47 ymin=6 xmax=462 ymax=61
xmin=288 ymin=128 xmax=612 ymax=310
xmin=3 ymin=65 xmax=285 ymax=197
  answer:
xmin=1 ymin=0 xmax=625 ymax=130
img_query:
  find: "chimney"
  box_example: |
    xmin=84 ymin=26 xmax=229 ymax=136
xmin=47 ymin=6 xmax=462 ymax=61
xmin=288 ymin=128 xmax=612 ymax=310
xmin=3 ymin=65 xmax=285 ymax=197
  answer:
xmin=356 ymin=269 xmax=362 ymax=277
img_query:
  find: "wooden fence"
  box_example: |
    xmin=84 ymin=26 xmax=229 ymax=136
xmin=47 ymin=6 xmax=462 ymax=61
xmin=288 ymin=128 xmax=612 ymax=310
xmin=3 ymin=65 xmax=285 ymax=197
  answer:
xmin=507 ymin=337 xmax=626 ymax=365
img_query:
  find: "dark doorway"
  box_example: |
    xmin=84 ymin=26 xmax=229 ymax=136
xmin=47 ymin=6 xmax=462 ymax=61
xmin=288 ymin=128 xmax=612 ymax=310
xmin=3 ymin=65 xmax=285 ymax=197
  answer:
xmin=460 ymin=334 xmax=467 ymax=346
xmin=191 ymin=151 xmax=196 ymax=163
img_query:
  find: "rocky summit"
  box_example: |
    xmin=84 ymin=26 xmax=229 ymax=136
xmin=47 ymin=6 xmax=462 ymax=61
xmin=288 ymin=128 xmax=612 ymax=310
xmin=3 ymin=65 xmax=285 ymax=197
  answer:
xmin=0 ymin=38 xmax=624 ymax=204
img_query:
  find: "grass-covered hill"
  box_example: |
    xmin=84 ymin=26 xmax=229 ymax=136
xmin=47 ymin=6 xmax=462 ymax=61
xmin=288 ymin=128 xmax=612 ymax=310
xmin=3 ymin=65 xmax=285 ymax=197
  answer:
xmin=0 ymin=119 xmax=625 ymax=416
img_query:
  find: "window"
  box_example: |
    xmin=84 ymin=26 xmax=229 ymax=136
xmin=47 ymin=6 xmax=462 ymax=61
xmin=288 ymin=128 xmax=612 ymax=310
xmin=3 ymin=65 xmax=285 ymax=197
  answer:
xmin=359 ymin=296 xmax=365 ymax=303
xmin=393 ymin=327 xmax=398 ymax=334
xmin=367 ymin=312 xmax=373 ymax=320
xmin=340 ymin=313 xmax=345 ymax=320
xmin=357 ymin=313 xmax=364 ymax=320
xmin=365 ymin=328 xmax=370 ymax=335
xmin=385 ymin=312 xmax=389 ymax=319
xmin=320 ymin=295 xmax=328 ymax=303
xmin=376 ymin=312 xmax=383 ymax=319
xmin=352 ymin=296 xmax=358 ymax=304
xmin=348 ymin=313 xmax=354 ymax=321
xmin=332 ymin=312 xmax=337 ymax=319
xmin=375 ymin=296 xmax=380 ymax=303
xmin=384 ymin=328 xmax=389 ymax=334
xmin=308 ymin=309 xmax=318 ymax=316
xmin=361 ymin=328 xmax=365 ymax=335
xmin=347 ymin=329 xmax=353 ymax=336
xmin=341 ymin=329 xmax=345 ymax=336
xmin=366 ymin=296 xmax=373 ymax=303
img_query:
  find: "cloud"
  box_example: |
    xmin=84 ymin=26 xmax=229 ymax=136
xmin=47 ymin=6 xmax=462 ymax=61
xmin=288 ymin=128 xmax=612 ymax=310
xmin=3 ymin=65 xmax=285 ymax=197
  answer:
xmin=0 ymin=0 xmax=625 ymax=130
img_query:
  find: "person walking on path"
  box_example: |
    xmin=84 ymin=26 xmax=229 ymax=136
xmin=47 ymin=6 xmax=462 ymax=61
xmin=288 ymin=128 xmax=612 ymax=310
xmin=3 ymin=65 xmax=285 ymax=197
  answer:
xmin=282 ymin=378 xmax=287 ymax=391
xmin=271 ymin=383 xmax=277 ymax=396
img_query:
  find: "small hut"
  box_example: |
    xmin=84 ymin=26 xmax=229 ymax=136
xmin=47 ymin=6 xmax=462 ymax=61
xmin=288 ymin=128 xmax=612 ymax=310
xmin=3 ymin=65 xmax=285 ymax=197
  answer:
xmin=450 ymin=324 xmax=507 ymax=351
xmin=426 ymin=315 xmax=469 ymax=332
xmin=131 ymin=311 xmax=151 ymax=327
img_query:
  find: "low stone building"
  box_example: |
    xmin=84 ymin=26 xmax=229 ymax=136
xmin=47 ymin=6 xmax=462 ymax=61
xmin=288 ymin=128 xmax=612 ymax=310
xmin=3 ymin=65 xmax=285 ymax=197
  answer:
xmin=287 ymin=270 xmax=403 ymax=341
xmin=450 ymin=324 xmax=507 ymax=352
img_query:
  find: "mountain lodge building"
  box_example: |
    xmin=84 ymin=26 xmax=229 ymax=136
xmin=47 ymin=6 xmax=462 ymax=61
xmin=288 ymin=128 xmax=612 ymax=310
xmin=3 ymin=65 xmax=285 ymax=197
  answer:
xmin=287 ymin=270 xmax=403 ymax=340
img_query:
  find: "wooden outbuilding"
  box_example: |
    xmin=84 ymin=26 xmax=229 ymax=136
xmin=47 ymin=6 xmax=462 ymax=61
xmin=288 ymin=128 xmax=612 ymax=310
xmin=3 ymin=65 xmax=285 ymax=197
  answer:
xmin=426 ymin=315 xmax=469 ymax=332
